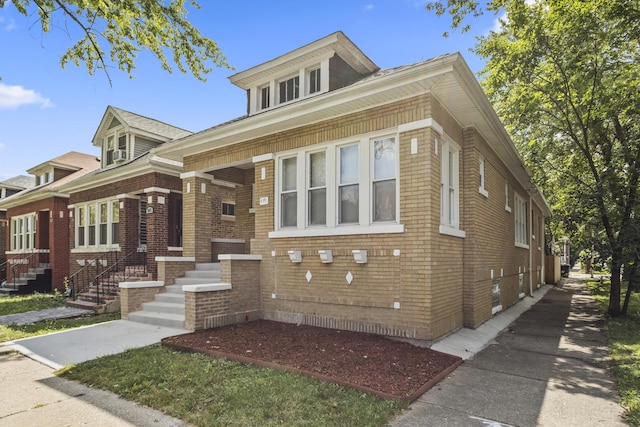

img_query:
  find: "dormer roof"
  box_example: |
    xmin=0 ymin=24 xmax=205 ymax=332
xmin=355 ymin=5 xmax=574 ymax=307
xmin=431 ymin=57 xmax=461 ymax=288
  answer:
xmin=92 ymin=105 xmax=192 ymax=147
xmin=229 ymin=31 xmax=379 ymax=90
xmin=0 ymin=175 xmax=35 ymax=191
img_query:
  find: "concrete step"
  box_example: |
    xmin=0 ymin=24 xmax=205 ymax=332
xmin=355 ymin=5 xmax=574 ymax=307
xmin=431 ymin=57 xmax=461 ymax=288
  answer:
xmin=127 ymin=311 xmax=185 ymax=329
xmin=184 ymin=270 xmax=221 ymax=279
xmin=141 ymin=301 xmax=185 ymax=315
xmin=155 ymin=292 xmax=185 ymax=304
xmin=66 ymin=299 xmax=105 ymax=312
xmin=164 ymin=284 xmax=185 ymax=294
xmin=195 ymin=263 xmax=220 ymax=271
xmin=174 ymin=276 xmax=221 ymax=286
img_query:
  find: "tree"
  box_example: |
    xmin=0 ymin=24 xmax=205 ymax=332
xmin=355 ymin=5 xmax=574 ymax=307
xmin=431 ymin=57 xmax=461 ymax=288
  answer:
xmin=426 ymin=0 xmax=640 ymax=316
xmin=2 ymin=0 xmax=231 ymax=84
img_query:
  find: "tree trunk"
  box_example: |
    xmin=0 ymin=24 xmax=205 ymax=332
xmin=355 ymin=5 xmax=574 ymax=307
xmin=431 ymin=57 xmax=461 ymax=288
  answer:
xmin=608 ymin=264 xmax=622 ymax=317
xmin=622 ymin=262 xmax=637 ymax=316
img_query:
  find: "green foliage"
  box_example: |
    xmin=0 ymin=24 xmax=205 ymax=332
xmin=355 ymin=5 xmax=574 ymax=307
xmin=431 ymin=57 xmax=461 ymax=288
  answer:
xmin=59 ymin=345 xmax=404 ymax=426
xmin=0 ymin=313 xmax=120 ymax=342
xmin=2 ymin=0 xmax=231 ymax=83
xmin=0 ymin=292 xmax=66 ymax=316
xmin=587 ymin=279 xmax=640 ymax=425
xmin=426 ymin=0 xmax=640 ymax=316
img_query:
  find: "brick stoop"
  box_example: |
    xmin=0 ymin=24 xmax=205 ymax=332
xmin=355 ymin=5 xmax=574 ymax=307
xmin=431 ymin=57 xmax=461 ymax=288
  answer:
xmin=127 ymin=263 xmax=221 ymax=329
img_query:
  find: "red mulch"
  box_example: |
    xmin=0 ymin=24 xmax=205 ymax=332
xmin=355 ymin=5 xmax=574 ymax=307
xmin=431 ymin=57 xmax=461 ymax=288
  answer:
xmin=162 ymin=320 xmax=462 ymax=401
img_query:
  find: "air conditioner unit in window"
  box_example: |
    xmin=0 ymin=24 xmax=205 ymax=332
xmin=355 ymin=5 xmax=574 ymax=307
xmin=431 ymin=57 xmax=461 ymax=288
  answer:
xmin=113 ymin=150 xmax=127 ymax=163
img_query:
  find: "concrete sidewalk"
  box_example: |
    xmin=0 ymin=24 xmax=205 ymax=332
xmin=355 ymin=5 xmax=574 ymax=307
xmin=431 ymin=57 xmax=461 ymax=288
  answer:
xmin=392 ymin=271 xmax=627 ymax=426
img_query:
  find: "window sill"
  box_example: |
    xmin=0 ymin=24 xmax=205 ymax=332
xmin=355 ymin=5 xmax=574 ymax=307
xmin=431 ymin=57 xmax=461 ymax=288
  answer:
xmin=515 ymin=242 xmax=529 ymax=249
xmin=269 ymin=224 xmax=404 ymax=238
xmin=492 ymin=305 xmax=503 ymax=315
xmin=221 ymin=215 xmax=236 ymax=222
xmin=479 ymin=188 xmax=489 ymax=198
xmin=439 ymin=225 xmax=466 ymax=239
xmin=505 ymin=206 xmax=512 ymax=213
xmin=71 ymin=246 xmax=120 ymax=254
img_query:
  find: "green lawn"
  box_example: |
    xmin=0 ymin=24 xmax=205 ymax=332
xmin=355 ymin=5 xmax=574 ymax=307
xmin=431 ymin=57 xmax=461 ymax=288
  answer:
xmin=0 ymin=313 xmax=120 ymax=342
xmin=0 ymin=292 xmax=67 ymax=315
xmin=58 ymin=345 xmax=405 ymax=427
xmin=587 ymin=279 xmax=640 ymax=426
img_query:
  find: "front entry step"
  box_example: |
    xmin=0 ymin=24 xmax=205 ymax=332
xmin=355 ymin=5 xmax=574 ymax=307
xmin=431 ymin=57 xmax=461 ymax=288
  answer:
xmin=126 ymin=263 xmax=221 ymax=329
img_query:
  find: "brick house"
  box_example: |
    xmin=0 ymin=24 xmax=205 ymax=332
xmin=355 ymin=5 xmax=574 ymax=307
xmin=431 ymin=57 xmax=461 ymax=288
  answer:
xmin=0 ymin=153 xmax=99 ymax=292
xmin=135 ymin=32 xmax=552 ymax=340
xmin=0 ymin=175 xmax=36 ymax=283
xmin=57 ymin=106 xmax=193 ymax=292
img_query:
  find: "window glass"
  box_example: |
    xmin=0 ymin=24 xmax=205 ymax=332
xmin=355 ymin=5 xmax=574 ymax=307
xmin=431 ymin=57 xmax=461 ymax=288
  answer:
xmin=339 ymin=145 xmax=359 ymax=224
xmin=260 ymin=86 xmax=270 ymax=110
xmin=279 ymin=76 xmax=300 ymax=103
xmin=309 ymin=68 xmax=321 ymax=94
xmin=281 ymin=157 xmax=297 ymax=227
xmin=99 ymin=203 xmax=108 ymax=245
xmin=78 ymin=207 xmax=85 ymax=246
xmin=88 ymin=205 xmax=96 ymax=246
xmin=112 ymin=201 xmax=119 ymax=245
xmin=308 ymin=151 xmax=326 ymax=225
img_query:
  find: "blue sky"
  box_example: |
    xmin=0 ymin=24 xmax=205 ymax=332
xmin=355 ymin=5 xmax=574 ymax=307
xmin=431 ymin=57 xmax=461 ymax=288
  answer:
xmin=0 ymin=1 xmax=497 ymax=180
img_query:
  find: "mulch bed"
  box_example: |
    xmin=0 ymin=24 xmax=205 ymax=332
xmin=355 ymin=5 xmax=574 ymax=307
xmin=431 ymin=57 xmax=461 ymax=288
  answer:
xmin=162 ymin=320 xmax=462 ymax=402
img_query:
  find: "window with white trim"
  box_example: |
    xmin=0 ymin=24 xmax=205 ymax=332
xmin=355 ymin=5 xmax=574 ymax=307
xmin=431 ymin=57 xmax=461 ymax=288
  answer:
xmin=278 ymin=74 xmax=300 ymax=104
xmin=222 ymin=201 xmax=236 ymax=218
xmin=478 ymin=155 xmax=488 ymax=197
xmin=10 ymin=213 xmax=36 ymax=251
xmin=505 ymin=182 xmax=511 ymax=212
xmin=514 ymin=192 xmax=529 ymax=247
xmin=103 ymin=130 xmax=128 ymax=167
xmin=259 ymin=85 xmax=270 ymax=111
xmin=308 ymin=67 xmax=321 ymax=95
xmin=36 ymin=171 xmax=52 ymax=186
xmin=75 ymin=199 xmax=120 ymax=248
xmin=275 ymin=133 xmax=399 ymax=235
xmin=440 ymin=139 xmax=463 ymax=236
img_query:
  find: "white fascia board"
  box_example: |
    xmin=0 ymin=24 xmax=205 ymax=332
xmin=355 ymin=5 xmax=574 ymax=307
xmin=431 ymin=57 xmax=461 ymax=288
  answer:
xmin=159 ymin=56 xmax=457 ymax=161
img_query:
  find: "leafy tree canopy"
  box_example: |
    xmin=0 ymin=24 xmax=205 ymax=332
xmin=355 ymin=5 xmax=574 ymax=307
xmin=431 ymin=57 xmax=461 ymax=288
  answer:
xmin=2 ymin=0 xmax=231 ymax=83
xmin=426 ymin=0 xmax=640 ymax=315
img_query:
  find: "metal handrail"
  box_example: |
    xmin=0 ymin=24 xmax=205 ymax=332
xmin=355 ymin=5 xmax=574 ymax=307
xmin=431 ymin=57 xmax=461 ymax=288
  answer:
xmin=9 ymin=250 xmax=49 ymax=290
xmin=0 ymin=259 xmax=8 ymax=284
xmin=92 ymin=249 xmax=147 ymax=303
xmin=65 ymin=249 xmax=146 ymax=304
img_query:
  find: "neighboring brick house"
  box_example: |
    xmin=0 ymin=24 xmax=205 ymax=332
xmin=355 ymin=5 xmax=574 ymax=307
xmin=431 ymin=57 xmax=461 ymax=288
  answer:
xmin=0 ymin=153 xmax=100 ymax=291
xmin=152 ymin=31 xmax=552 ymax=340
xmin=57 ymin=106 xmax=193 ymax=281
xmin=0 ymin=175 xmax=36 ymax=282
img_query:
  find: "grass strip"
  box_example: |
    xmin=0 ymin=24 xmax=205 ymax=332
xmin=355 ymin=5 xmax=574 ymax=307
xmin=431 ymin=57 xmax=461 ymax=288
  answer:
xmin=0 ymin=292 xmax=67 ymax=315
xmin=58 ymin=345 xmax=404 ymax=427
xmin=587 ymin=279 xmax=640 ymax=426
xmin=0 ymin=313 xmax=120 ymax=342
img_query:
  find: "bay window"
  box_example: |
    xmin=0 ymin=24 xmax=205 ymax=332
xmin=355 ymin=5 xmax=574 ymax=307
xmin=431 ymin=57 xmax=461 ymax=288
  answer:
xmin=273 ymin=132 xmax=400 ymax=237
xmin=10 ymin=213 xmax=36 ymax=251
xmin=75 ymin=199 xmax=120 ymax=249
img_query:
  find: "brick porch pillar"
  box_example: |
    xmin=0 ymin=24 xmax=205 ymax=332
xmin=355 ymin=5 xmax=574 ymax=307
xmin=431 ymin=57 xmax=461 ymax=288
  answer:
xmin=117 ymin=195 xmax=141 ymax=257
xmin=181 ymin=172 xmax=213 ymax=263
xmin=144 ymin=187 xmax=171 ymax=278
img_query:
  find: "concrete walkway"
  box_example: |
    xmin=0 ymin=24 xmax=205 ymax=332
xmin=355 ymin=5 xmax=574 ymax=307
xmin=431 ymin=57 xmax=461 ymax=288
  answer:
xmin=0 ymin=307 xmax=92 ymax=326
xmin=392 ymin=270 xmax=627 ymax=426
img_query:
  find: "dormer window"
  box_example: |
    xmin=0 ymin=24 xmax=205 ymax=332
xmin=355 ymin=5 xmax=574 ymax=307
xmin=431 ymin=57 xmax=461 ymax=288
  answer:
xmin=308 ymin=67 xmax=321 ymax=94
xmin=260 ymin=85 xmax=271 ymax=110
xmin=35 ymin=171 xmax=52 ymax=186
xmin=104 ymin=130 xmax=128 ymax=167
xmin=278 ymin=74 xmax=300 ymax=104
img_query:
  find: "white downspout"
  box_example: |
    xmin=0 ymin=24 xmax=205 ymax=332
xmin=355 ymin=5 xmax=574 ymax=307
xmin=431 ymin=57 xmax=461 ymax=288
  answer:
xmin=529 ymin=194 xmax=534 ymax=296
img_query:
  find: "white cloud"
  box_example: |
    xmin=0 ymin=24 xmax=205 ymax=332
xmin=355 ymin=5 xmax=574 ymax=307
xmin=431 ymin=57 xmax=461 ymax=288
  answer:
xmin=0 ymin=16 xmax=17 ymax=31
xmin=0 ymin=83 xmax=54 ymax=109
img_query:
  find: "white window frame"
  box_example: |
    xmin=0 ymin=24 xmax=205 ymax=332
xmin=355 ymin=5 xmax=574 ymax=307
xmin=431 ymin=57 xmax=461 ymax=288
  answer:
xmin=271 ymin=131 xmax=403 ymax=238
xmin=73 ymin=198 xmax=120 ymax=250
xmin=221 ymin=201 xmax=236 ymax=220
xmin=258 ymin=84 xmax=271 ymax=111
xmin=306 ymin=65 xmax=322 ymax=96
xmin=10 ymin=212 xmax=36 ymax=251
xmin=514 ymin=192 xmax=529 ymax=248
xmin=478 ymin=155 xmax=489 ymax=198
xmin=440 ymin=137 xmax=465 ymax=238
xmin=103 ymin=128 xmax=129 ymax=168
xmin=505 ymin=181 xmax=512 ymax=213
xmin=277 ymin=73 xmax=301 ymax=105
